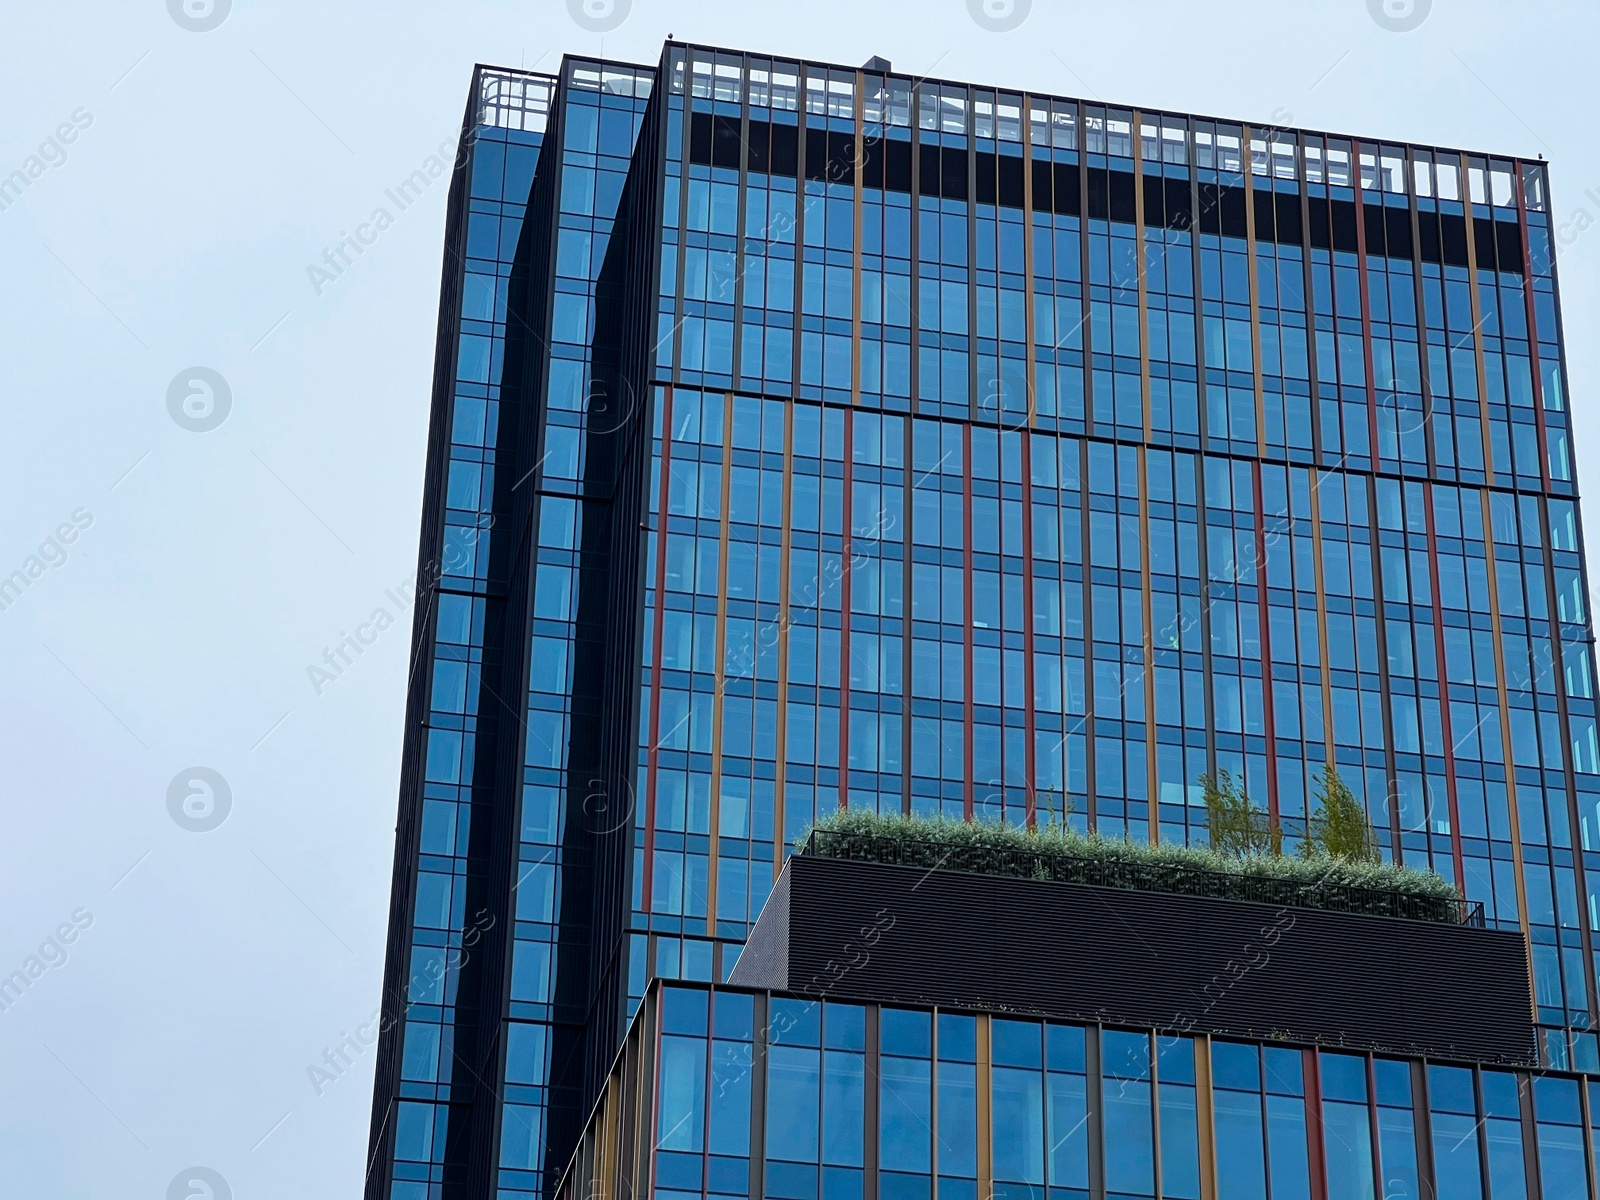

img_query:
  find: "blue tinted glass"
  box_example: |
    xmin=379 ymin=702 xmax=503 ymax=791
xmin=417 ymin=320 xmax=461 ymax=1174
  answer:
xmin=1262 ymin=1047 xmax=1303 ymax=1096
xmin=1046 ymin=1024 xmax=1086 ymax=1074
xmin=992 ymin=1067 xmax=1045 ymax=1184
xmin=1484 ymin=1118 xmax=1526 ymax=1198
xmin=767 ymin=1161 xmax=819 ymax=1200
xmin=992 ymin=1020 xmax=1043 ymax=1068
xmin=710 ymin=1042 xmax=752 ymax=1156
xmin=822 ymin=1050 xmax=865 ymax=1166
xmin=1534 ymin=1076 xmax=1582 ymax=1125
xmin=880 ymin=1173 xmax=930 ymax=1200
xmin=658 ymin=1036 xmax=707 ymax=1151
xmin=881 ymin=1008 xmax=932 ymax=1058
xmin=1431 ymin=1112 xmax=1484 ymax=1196
xmin=714 ymin=990 xmax=754 ymax=1040
xmin=767 ymin=1045 xmax=820 ymax=1161
xmin=937 ymin=1061 xmax=978 ymax=1177
xmin=937 ymin=1014 xmax=977 ymax=1062
xmin=1102 ymin=1076 xmax=1154 ymax=1194
xmin=1158 ymin=1082 xmax=1201 ymax=1199
xmin=1046 ymin=1073 xmax=1089 ymax=1189
xmin=1102 ymin=1029 xmax=1150 ymax=1079
xmin=1265 ymin=1094 xmax=1312 ymax=1200
xmin=1211 ymin=1041 xmax=1260 ymax=1091
xmin=1428 ymin=1065 xmax=1477 ymax=1114
xmin=657 ymin=1151 xmax=703 ymax=1189
xmin=709 ymin=1156 xmax=749 ymax=1193
xmin=1372 ymin=1059 xmax=1412 ymax=1107
xmin=1157 ymin=1035 xmax=1195 ymax=1085
xmin=880 ymin=1056 xmax=932 ymax=1172
xmin=1318 ymin=1052 xmax=1368 ymax=1103
xmin=820 ymin=1004 xmax=864 ymax=1053
xmin=662 ymin=986 xmax=709 ymax=1035
xmin=822 ymin=1166 xmax=864 ymax=1200
xmin=1321 ymin=1100 xmax=1374 ymax=1200
xmin=436 ymin=593 xmax=473 ymax=643
xmin=1215 ymin=1089 xmax=1268 ymax=1200
xmin=1480 ymin=1071 xmax=1522 ymax=1119
xmin=772 ymin=998 xmax=822 ymax=1045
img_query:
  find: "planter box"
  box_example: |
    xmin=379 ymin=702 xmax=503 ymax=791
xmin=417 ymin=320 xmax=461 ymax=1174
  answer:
xmin=730 ymin=854 xmax=1537 ymax=1066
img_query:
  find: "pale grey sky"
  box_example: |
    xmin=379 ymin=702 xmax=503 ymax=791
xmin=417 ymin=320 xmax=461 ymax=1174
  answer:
xmin=0 ymin=1 xmax=1595 ymax=1195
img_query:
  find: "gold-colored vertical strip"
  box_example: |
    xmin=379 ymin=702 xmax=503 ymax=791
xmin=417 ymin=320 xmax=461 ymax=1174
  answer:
xmin=707 ymin=391 xmax=735 ymax=935
xmin=976 ymin=1014 xmax=993 ymax=1200
xmin=1139 ymin=447 xmax=1157 ymax=841
xmin=1478 ymin=488 xmax=1532 ymax=941
xmin=1194 ymin=1034 xmax=1217 ymax=1200
xmin=1308 ymin=468 xmax=1336 ymax=763
xmin=1242 ymin=124 xmax=1268 ymax=459
xmin=1459 ymin=152 xmax=1496 ymax=487
xmin=1135 ymin=111 xmax=1153 ymax=442
xmin=774 ymin=402 xmax=796 ymax=880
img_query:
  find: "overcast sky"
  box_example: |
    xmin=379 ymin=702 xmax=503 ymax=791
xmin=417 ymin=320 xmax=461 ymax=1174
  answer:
xmin=1 ymin=1 xmax=1596 ymax=1195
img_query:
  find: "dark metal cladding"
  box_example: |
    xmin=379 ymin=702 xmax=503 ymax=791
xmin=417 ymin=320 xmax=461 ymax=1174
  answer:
xmin=733 ymin=855 xmax=1539 ymax=1067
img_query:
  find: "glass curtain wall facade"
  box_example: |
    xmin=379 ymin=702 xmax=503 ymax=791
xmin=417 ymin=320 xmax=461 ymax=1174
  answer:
xmin=369 ymin=40 xmax=1600 ymax=1200
xmin=560 ymin=981 xmax=1600 ymax=1200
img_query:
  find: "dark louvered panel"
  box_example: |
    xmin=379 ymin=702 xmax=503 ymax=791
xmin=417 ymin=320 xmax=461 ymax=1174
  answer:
xmin=737 ymin=856 xmax=1536 ymax=1067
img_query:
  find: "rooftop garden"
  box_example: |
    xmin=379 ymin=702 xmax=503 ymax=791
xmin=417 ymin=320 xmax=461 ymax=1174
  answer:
xmin=798 ymin=767 xmax=1477 ymax=926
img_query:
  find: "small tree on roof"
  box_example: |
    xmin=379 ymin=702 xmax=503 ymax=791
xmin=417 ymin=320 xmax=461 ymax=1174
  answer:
xmin=1305 ymin=762 xmax=1379 ymax=863
xmin=1201 ymin=768 xmax=1281 ymax=857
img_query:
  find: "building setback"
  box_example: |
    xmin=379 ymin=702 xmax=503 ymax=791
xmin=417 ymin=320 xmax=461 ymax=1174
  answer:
xmin=365 ymin=40 xmax=1600 ymax=1200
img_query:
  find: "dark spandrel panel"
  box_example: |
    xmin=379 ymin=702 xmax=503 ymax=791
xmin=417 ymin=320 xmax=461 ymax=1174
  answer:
xmin=1384 ymin=205 xmax=1413 ymax=259
xmin=1108 ymin=171 xmax=1136 ymax=223
xmin=975 ymin=150 xmax=997 ymax=205
xmin=1030 ymin=158 xmax=1052 ymax=213
xmin=1086 ymin=171 xmax=1107 ymax=221
xmin=1051 ymin=161 xmax=1077 ymax=215
xmin=772 ymin=121 xmax=799 ymax=176
xmin=1331 ymin=197 xmax=1359 ymax=252
xmin=712 ymin=114 xmax=742 ymax=170
xmin=887 ymin=139 xmax=913 ymax=192
xmin=1275 ymin=191 xmax=1302 ymax=244
xmin=997 ymin=155 xmax=1024 ymax=208
xmin=918 ymin=144 xmax=938 ymax=196
xmin=735 ymin=856 xmax=1538 ymax=1067
xmin=1496 ymin=219 xmax=1525 ymax=273
xmin=684 ymin=109 xmax=1533 ymax=271
xmin=941 ymin=146 xmax=968 ymax=201
xmin=690 ymin=109 xmax=712 ymax=164
xmin=1442 ymin=210 xmax=1470 ymax=265
xmin=805 ymin=127 xmax=857 ymax=185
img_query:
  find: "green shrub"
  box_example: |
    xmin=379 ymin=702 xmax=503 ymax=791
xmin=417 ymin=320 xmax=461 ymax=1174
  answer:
xmin=798 ymin=808 xmax=1469 ymax=924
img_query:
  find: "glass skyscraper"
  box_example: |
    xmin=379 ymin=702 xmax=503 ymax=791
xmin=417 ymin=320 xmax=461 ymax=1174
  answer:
xmin=366 ymin=40 xmax=1599 ymax=1200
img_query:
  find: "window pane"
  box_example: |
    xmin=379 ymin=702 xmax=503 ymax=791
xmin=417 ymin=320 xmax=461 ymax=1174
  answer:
xmin=992 ymin=1067 xmax=1044 ymax=1183
xmin=1215 ymin=1090 xmax=1267 ymax=1200
xmin=1101 ymin=1077 xmax=1153 ymax=1195
xmin=1321 ymin=1099 xmax=1375 ymax=1200
xmin=1046 ymin=1072 xmax=1089 ymax=1189
xmin=1432 ymin=1112 xmax=1484 ymax=1199
xmin=658 ymin=1035 xmax=706 ymax=1151
xmin=937 ymin=1061 xmax=977 ymax=1177
xmin=880 ymin=1056 xmax=931 ymax=1173
xmin=822 ymin=1050 xmax=864 ymax=1166
xmin=768 ymin=1045 xmax=820 ymax=1161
